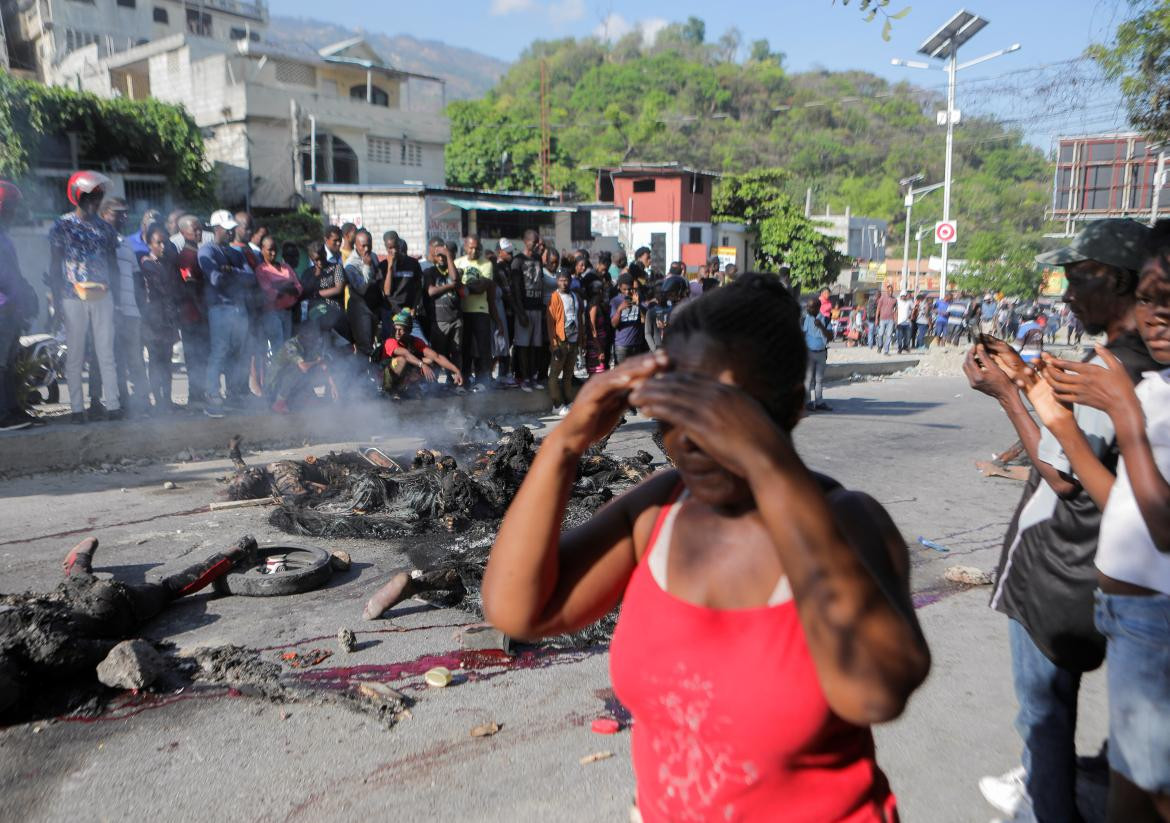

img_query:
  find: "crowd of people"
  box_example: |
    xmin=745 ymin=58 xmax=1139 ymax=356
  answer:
xmin=0 ymin=171 xmax=750 ymax=430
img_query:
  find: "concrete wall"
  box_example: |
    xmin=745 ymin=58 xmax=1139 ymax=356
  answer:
xmin=321 ymin=192 xmax=429 ymax=257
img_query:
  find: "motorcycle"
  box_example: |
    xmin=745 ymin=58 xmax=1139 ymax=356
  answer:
xmin=17 ymin=330 xmax=65 ymax=406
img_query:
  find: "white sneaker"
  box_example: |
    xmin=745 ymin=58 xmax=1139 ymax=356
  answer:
xmin=557 ymin=404 xmax=571 ymax=417
xmin=979 ymin=766 xmax=1028 ymax=818
xmin=519 ymin=381 xmax=533 ymax=393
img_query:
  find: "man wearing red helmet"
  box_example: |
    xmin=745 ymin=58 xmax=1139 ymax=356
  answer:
xmin=48 ymin=171 xmax=121 ymax=422
xmin=0 ymin=181 xmax=42 ymax=431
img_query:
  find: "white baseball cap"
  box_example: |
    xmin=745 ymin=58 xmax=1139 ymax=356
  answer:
xmin=207 ymin=209 xmax=238 ymax=230
xmin=497 ymin=238 xmax=515 ymax=253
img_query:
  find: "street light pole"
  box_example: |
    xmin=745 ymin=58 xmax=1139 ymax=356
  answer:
xmin=900 ymin=179 xmax=943 ymax=291
xmin=915 ymin=225 xmax=927 ymax=293
xmin=893 ymin=10 xmax=1020 ymax=299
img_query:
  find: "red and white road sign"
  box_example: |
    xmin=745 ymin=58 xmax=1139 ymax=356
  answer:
xmin=935 ymin=220 xmax=957 ymax=244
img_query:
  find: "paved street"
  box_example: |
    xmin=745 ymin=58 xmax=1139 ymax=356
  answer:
xmin=0 ymin=372 xmax=1107 ymax=823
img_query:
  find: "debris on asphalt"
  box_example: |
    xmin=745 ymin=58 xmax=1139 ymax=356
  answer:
xmin=456 ymin=625 xmax=511 ymax=654
xmin=330 ymin=550 xmax=352 ymax=571
xmin=163 ymin=481 xmax=177 ymax=490
xmin=944 ymin=565 xmax=995 ymax=586
xmin=975 ymin=460 xmax=1030 ymax=482
xmin=917 ymin=537 xmax=951 ymax=553
xmin=207 ymin=497 xmax=276 ymax=512
xmin=579 ymin=751 xmax=614 ymax=765
xmin=591 ymin=717 xmax=621 ymax=735
xmin=337 ymin=627 xmax=357 ymax=653
xmin=356 ymin=682 xmax=406 ymax=706
xmin=424 ymin=666 xmax=453 ymax=688
xmin=470 ymin=721 xmax=501 ymax=738
xmin=96 ymin=639 xmax=168 ymax=690
xmin=281 ymin=649 xmax=333 ymax=669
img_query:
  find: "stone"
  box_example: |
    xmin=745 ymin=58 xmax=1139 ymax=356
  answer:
xmin=329 ymin=550 xmax=351 ymax=572
xmin=470 ymin=722 xmax=500 ymax=738
xmin=356 ymin=682 xmax=406 ymax=705
xmin=163 ymin=481 xmax=177 ymax=490
xmin=944 ymin=565 xmax=994 ymax=586
xmin=96 ymin=639 xmax=168 ymax=690
xmin=337 ymin=627 xmax=356 ymax=653
xmin=456 ymin=624 xmax=511 ymax=654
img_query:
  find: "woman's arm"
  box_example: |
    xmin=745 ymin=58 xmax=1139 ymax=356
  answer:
xmin=318 ymin=267 xmax=344 ymax=299
xmin=630 ymin=374 xmax=930 ymax=725
xmin=483 ymin=355 xmax=669 ymax=639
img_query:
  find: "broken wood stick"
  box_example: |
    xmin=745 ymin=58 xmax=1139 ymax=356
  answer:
xmin=208 ymin=497 xmax=278 ymax=511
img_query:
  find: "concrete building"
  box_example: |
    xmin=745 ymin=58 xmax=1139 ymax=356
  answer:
xmin=3 ymin=0 xmax=449 ymax=210
xmin=316 ymin=184 xmax=581 ymax=259
xmin=1 ymin=0 xmax=267 ymax=80
xmin=1049 ymin=133 xmax=1170 ymax=235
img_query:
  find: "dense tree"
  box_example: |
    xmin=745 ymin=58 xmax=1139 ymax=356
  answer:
xmin=952 ymin=231 xmax=1045 ymax=298
xmin=443 ymin=25 xmax=1050 ymax=259
xmin=1088 ymin=0 xmax=1170 ymax=143
xmin=713 ymin=169 xmax=846 ymax=289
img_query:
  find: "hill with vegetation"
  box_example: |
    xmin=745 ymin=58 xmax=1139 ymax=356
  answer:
xmin=444 ymin=21 xmax=1051 ymax=270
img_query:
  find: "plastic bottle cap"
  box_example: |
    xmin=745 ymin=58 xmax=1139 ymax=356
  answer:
xmin=424 ymin=666 xmax=452 ymax=688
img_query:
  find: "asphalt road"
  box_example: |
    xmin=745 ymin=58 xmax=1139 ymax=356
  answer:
xmin=0 ymin=374 xmax=1107 ymax=823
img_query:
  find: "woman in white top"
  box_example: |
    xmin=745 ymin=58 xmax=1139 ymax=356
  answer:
xmin=1025 ymin=241 xmax=1170 ymax=822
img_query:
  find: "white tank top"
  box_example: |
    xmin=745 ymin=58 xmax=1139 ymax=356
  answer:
xmin=1096 ymin=369 xmax=1170 ymax=594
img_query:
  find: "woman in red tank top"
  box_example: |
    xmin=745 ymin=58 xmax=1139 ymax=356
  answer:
xmin=483 ymin=274 xmax=930 ymax=822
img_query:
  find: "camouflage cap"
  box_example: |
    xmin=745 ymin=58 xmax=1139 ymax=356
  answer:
xmin=1036 ymin=218 xmax=1150 ymax=272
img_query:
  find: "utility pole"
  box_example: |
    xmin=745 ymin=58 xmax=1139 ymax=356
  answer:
xmin=899 ymin=175 xmax=942 ymax=292
xmin=1151 ymin=142 xmax=1167 ymax=226
xmin=915 ymin=225 xmax=926 ymax=293
xmin=894 ymin=11 xmax=1019 ymax=298
xmin=539 ymin=59 xmax=551 ymax=195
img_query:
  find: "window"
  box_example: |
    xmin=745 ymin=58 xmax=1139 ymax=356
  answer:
xmin=186 ymin=8 xmax=211 ymax=36
xmin=367 ymin=136 xmax=395 ymax=164
xmin=249 ymin=31 xmax=259 ymax=42
xmin=350 ymin=84 xmax=389 ymax=107
xmin=274 ymin=61 xmax=317 ymax=87
xmin=230 ymin=27 xmax=246 ymax=40
xmin=633 ymin=179 xmax=656 ymax=193
xmin=116 ymin=0 xmax=135 ymax=7
xmin=688 ymin=226 xmax=702 ymax=244
xmin=570 ymin=210 xmax=591 ymax=242
xmin=401 ymin=141 xmax=422 ymax=167
xmin=152 ymin=6 xmax=168 ymax=23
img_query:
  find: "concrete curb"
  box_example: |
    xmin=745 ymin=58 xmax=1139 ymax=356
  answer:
xmin=826 ymin=357 xmax=919 ymax=382
xmin=0 ymin=390 xmax=555 ymax=477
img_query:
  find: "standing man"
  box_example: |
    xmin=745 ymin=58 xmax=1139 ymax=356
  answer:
xmin=455 ymin=235 xmax=502 ymax=391
xmin=874 ymin=282 xmax=897 ymax=355
xmin=934 ymin=291 xmax=951 ymax=346
xmin=981 ymin=292 xmax=998 ymax=336
xmin=895 ymin=289 xmax=913 ymax=354
xmin=174 ymin=214 xmax=210 ymax=407
xmin=344 ymin=228 xmax=381 ymax=359
xmin=0 ymin=181 xmax=41 ymax=430
xmin=100 ymin=197 xmax=149 ymax=415
xmin=545 ymin=268 xmax=581 ymax=416
xmin=49 ymin=171 xmax=121 ymax=423
xmin=510 ymin=230 xmax=547 ymax=392
xmin=492 ymin=238 xmax=518 ymax=388
xmin=199 ymin=210 xmax=255 ymax=418
xmin=964 ymin=219 xmax=1158 ymax=823
xmin=422 ymin=237 xmax=463 ymax=386
xmin=379 ymin=231 xmax=422 ymax=328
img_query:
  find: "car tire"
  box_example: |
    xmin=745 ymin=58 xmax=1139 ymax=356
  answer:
xmin=214 ymin=544 xmax=334 ymax=597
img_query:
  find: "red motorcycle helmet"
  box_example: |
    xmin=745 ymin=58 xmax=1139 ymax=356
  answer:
xmin=66 ymin=170 xmax=112 ymax=206
xmin=0 ymin=180 xmax=22 ymax=212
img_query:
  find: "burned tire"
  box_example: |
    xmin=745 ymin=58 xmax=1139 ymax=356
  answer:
xmin=214 ymin=544 xmax=334 ymax=597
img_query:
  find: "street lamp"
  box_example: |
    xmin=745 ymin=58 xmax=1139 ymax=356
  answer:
xmin=899 ymin=175 xmax=944 ymax=291
xmin=914 ymin=223 xmax=931 ymax=293
xmin=893 ymin=10 xmax=1020 ymax=297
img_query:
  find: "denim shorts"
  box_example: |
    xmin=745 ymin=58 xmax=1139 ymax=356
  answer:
xmin=1094 ymin=590 xmax=1170 ymax=793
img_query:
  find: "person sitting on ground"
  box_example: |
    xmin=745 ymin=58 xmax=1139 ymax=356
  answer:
xmin=0 ymin=535 xmax=258 ymax=717
xmin=483 ymin=273 xmax=930 ymax=822
xmin=379 ymin=310 xmax=463 ymax=397
xmin=266 ymin=308 xmax=338 ymax=414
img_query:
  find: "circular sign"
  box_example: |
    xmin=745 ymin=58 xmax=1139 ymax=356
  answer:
xmin=935 ymin=221 xmax=957 ymax=244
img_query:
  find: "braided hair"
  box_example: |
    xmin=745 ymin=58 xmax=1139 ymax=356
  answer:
xmin=665 ymin=272 xmax=807 ymax=429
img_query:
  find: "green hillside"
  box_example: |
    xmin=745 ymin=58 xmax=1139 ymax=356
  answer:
xmin=444 ymin=22 xmax=1050 ymax=263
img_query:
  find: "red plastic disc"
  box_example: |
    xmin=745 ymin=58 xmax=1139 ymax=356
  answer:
xmin=591 ymin=717 xmax=620 ymax=734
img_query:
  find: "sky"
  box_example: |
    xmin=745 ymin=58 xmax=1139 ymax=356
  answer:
xmin=274 ymin=0 xmax=1134 ymax=148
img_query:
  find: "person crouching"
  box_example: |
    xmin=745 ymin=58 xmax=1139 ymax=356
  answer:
xmin=379 ymin=310 xmax=463 ymax=398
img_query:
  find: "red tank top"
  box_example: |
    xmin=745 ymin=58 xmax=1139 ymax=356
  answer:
xmin=610 ymin=487 xmax=898 ymax=823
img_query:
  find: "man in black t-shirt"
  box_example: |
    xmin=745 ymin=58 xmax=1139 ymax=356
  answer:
xmin=510 ymin=230 xmax=548 ymax=391
xmin=420 ymin=237 xmax=462 ymax=375
xmin=378 ymin=231 xmax=422 ymax=335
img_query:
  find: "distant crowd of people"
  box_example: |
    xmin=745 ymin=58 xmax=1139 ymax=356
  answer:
xmin=0 ymin=171 xmax=743 ymax=430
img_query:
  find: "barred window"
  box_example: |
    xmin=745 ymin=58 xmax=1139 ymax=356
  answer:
xmin=402 ymin=142 xmax=422 ymax=167
xmin=274 ymin=61 xmax=316 ymax=87
xmin=367 ymin=136 xmax=396 ymax=164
